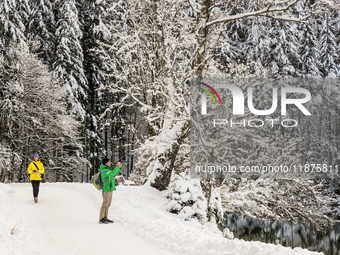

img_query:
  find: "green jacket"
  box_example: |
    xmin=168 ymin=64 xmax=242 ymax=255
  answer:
xmin=100 ymin=163 xmax=121 ymax=192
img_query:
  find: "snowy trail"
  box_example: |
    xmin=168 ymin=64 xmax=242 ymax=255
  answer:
xmin=6 ymin=183 xmax=175 ymax=255
xmin=2 ymin=183 xmax=321 ymax=255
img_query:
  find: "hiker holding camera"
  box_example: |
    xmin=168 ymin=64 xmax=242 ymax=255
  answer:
xmin=99 ymin=158 xmax=122 ymax=224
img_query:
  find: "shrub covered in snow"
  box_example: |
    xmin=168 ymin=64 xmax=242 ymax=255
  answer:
xmin=166 ymin=175 xmax=208 ymax=223
xmin=164 ymin=144 xmax=224 ymax=225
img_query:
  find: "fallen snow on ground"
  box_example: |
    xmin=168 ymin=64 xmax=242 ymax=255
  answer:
xmin=1 ymin=183 xmax=322 ymax=255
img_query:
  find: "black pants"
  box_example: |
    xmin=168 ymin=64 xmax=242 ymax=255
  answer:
xmin=31 ymin=180 xmax=40 ymax=198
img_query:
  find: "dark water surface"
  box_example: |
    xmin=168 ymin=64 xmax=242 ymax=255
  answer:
xmin=223 ymin=213 xmax=340 ymax=255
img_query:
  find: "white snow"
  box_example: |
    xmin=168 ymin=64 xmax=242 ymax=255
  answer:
xmin=1 ymin=182 xmax=322 ymax=255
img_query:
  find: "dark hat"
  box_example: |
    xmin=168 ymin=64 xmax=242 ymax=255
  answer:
xmin=102 ymin=158 xmax=110 ymax=165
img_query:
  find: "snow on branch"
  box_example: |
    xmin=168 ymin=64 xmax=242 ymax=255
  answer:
xmin=188 ymin=0 xmax=201 ymax=13
xmin=205 ymin=0 xmax=309 ymax=28
xmin=258 ymin=13 xmax=311 ymax=23
xmin=221 ymin=178 xmax=335 ymax=231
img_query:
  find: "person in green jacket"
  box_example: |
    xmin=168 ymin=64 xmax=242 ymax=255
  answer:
xmin=99 ymin=158 xmax=122 ymax=224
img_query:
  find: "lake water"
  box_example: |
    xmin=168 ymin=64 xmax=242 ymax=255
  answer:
xmin=223 ymin=213 xmax=340 ymax=255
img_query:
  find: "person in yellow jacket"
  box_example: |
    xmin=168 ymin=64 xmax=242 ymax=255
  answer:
xmin=27 ymin=154 xmax=44 ymax=203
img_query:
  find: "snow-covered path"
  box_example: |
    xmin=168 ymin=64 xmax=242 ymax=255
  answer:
xmin=1 ymin=183 xmax=321 ymax=255
xmin=5 ymin=183 xmax=174 ymax=255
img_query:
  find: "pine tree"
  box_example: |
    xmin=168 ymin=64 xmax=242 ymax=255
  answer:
xmin=75 ymin=0 xmax=110 ymax=176
xmin=53 ymin=0 xmax=87 ymax=120
xmin=299 ymin=22 xmax=322 ymax=77
xmin=28 ymin=0 xmax=56 ymax=67
xmin=0 ymin=0 xmax=30 ymax=49
xmin=318 ymin=12 xmax=340 ymax=77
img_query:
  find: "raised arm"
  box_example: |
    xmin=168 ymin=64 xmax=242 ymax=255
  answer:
xmin=111 ymin=164 xmax=121 ymax=177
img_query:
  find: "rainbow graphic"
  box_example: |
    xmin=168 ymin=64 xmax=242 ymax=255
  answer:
xmin=196 ymin=82 xmax=223 ymax=106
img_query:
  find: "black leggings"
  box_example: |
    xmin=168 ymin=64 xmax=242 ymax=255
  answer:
xmin=31 ymin=180 xmax=41 ymax=198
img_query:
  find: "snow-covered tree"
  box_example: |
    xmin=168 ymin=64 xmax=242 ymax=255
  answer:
xmin=298 ymin=22 xmax=322 ymax=77
xmin=190 ymin=0 xmax=320 ymax=227
xmin=0 ymin=44 xmax=85 ymax=182
xmin=98 ymin=0 xmax=193 ymax=191
xmin=0 ymin=0 xmax=30 ymax=49
xmin=220 ymin=178 xmax=334 ymax=231
xmin=53 ymin=0 xmax=87 ymax=120
xmin=75 ymin=0 xmax=111 ymax=175
xmin=318 ymin=12 xmax=340 ymax=77
xmin=28 ymin=0 xmax=56 ymax=67
xmin=0 ymin=143 xmax=15 ymax=182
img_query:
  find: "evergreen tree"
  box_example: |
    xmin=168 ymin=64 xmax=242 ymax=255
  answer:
xmin=75 ymin=0 xmax=109 ymax=176
xmin=53 ymin=0 xmax=87 ymax=120
xmin=0 ymin=0 xmax=30 ymax=49
xmin=299 ymin=22 xmax=322 ymax=77
xmin=28 ymin=0 xmax=56 ymax=67
xmin=266 ymin=20 xmax=301 ymax=78
xmin=318 ymin=12 xmax=340 ymax=77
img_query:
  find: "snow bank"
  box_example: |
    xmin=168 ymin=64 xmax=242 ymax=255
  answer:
xmin=0 ymin=183 xmax=39 ymax=255
xmin=113 ymin=184 xmax=322 ymax=255
xmin=0 ymin=183 xmax=322 ymax=255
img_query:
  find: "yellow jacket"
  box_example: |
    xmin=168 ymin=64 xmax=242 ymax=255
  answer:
xmin=27 ymin=161 xmax=45 ymax=181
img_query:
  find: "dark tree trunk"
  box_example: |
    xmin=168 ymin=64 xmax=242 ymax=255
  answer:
xmin=150 ymin=120 xmax=189 ymax=191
